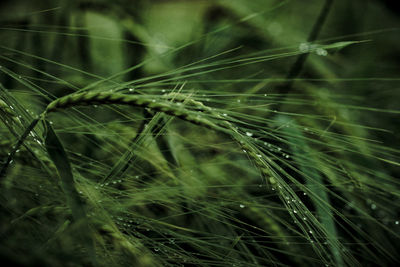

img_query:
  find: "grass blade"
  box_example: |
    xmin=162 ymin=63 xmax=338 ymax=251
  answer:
xmin=44 ymin=120 xmax=97 ymax=266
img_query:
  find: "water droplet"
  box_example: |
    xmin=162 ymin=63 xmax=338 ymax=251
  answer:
xmin=237 ymin=99 xmax=241 ymax=103
xmin=293 ymin=210 xmax=297 ymax=214
xmin=316 ymin=48 xmax=328 ymax=56
xmin=161 ymin=89 xmax=166 ymax=93
xmin=395 ymin=221 xmax=399 ymax=225
xmin=309 ymin=230 xmax=313 ymax=234
xmin=129 ymin=88 xmax=134 ymax=92
xmin=371 ymin=203 xmax=377 ymax=210
xmin=245 ymin=132 xmax=253 ymax=137
xmin=239 ymin=204 xmax=245 ymax=208
xmin=299 ymin=43 xmax=310 ymax=52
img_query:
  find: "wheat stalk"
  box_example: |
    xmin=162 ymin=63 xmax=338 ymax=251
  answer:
xmin=46 ymin=91 xmax=274 ymax=183
xmin=45 ymin=91 xmax=230 ymax=134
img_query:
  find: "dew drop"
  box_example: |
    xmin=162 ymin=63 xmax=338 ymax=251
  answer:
xmin=395 ymin=221 xmax=399 ymax=225
xmin=316 ymin=48 xmax=328 ymax=56
xmin=239 ymin=204 xmax=245 ymax=208
xmin=245 ymin=132 xmax=253 ymax=137
xmin=299 ymin=43 xmax=310 ymax=52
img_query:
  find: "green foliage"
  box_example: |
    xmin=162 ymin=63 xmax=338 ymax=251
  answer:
xmin=1 ymin=0 xmax=399 ymax=266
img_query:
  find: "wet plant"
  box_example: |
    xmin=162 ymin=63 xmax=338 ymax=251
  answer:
xmin=1 ymin=0 xmax=399 ymax=266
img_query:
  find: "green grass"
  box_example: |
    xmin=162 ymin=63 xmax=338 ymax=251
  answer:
xmin=1 ymin=0 xmax=399 ymax=266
